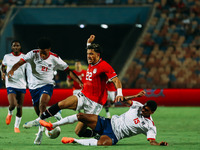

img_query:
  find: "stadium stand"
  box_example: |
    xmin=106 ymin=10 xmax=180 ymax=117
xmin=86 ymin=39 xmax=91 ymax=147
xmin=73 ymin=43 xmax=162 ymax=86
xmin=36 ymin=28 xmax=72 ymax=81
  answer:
xmin=121 ymin=0 xmax=200 ymax=88
xmin=1 ymin=0 xmax=200 ymax=89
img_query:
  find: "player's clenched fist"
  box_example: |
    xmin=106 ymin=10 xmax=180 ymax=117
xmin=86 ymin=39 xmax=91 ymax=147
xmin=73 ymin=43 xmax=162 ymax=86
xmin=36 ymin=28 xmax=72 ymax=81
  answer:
xmin=87 ymin=35 xmax=95 ymax=43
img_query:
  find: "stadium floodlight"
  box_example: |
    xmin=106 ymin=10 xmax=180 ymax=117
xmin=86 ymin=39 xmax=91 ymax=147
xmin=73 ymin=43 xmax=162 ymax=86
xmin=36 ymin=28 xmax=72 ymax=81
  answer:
xmin=135 ymin=24 xmax=142 ymax=28
xmin=101 ymin=24 xmax=108 ymax=29
xmin=79 ymin=24 xmax=85 ymax=28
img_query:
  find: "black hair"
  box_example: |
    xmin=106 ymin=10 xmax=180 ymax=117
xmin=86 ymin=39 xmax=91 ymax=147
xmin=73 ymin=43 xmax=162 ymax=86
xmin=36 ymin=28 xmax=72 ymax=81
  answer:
xmin=87 ymin=43 xmax=102 ymax=55
xmin=11 ymin=40 xmax=21 ymax=46
xmin=37 ymin=37 xmax=51 ymax=49
xmin=144 ymin=100 xmax=157 ymax=112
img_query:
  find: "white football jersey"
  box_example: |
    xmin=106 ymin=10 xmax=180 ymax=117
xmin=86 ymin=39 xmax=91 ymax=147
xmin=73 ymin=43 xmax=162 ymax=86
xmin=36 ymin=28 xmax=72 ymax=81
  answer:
xmin=2 ymin=52 xmax=27 ymax=89
xmin=23 ymin=49 xmax=69 ymax=89
xmin=111 ymin=101 xmax=157 ymax=141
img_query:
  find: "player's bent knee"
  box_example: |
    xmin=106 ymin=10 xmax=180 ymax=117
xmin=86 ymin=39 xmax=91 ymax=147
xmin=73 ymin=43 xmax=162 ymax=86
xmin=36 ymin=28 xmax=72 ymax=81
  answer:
xmin=76 ymin=113 xmax=85 ymax=121
xmin=97 ymin=135 xmax=113 ymax=146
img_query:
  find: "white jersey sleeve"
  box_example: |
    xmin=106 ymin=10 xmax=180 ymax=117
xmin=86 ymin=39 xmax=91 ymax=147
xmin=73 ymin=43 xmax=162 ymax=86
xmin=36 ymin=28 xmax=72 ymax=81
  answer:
xmin=2 ymin=55 xmax=7 ymax=66
xmin=130 ymin=101 xmax=144 ymax=108
xmin=22 ymin=50 xmax=34 ymax=62
xmin=146 ymin=124 xmax=157 ymax=140
xmin=54 ymin=56 xmax=69 ymax=71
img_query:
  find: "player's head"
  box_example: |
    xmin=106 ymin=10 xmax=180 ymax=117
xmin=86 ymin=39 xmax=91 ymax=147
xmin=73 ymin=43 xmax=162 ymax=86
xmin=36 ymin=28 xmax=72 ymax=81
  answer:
xmin=11 ymin=40 xmax=22 ymax=53
xmin=142 ymin=100 xmax=157 ymax=117
xmin=86 ymin=43 xmax=102 ymax=65
xmin=37 ymin=37 xmax=51 ymax=59
xmin=75 ymin=60 xmax=82 ymax=71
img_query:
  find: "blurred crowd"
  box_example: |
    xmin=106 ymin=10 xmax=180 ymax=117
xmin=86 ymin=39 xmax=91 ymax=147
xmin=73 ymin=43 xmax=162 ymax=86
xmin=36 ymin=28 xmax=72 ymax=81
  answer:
xmin=122 ymin=0 xmax=200 ymax=88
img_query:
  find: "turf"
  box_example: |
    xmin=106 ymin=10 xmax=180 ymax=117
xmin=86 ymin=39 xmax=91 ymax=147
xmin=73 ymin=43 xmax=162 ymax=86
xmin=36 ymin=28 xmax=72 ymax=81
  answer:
xmin=0 ymin=106 xmax=199 ymax=150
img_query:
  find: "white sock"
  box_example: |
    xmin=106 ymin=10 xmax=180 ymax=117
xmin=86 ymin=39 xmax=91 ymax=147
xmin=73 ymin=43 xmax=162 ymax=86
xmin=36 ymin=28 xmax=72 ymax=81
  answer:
xmin=54 ymin=111 xmax=62 ymax=121
xmin=74 ymin=138 xmax=98 ymax=146
xmin=52 ymin=114 xmax=78 ymax=128
xmin=106 ymin=112 xmax=111 ymax=117
xmin=8 ymin=108 xmax=13 ymax=115
xmin=36 ymin=117 xmax=41 ymax=122
xmin=39 ymin=125 xmax=44 ymax=132
xmin=14 ymin=116 xmax=21 ymax=128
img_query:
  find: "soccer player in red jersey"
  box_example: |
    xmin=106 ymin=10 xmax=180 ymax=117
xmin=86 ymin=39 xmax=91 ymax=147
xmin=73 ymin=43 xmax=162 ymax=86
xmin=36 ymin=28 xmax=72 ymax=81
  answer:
xmin=23 ymin=35 xmax=123 ymax=138
xmin=67 ymin=60 xmax=86 ymax=95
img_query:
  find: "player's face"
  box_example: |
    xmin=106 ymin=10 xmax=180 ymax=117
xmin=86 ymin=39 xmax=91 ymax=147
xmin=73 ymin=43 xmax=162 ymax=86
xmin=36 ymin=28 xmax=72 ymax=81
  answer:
xmin=40 ymin=48 xmax=51 ymax=60
xmin=141 ymin=106 xmax=153 ymax=117
xmin=75 ymin=62 xmax=82 ymax=71
xmin=11 ymin=42 xmax=21 ymax=54
xmin=87 ymin=49 xmax=100 ymax=65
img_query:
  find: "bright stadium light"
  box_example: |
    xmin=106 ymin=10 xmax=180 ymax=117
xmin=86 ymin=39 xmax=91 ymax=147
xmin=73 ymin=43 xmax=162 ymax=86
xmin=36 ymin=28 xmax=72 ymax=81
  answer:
xmin=135 ymin=24 xmax=142 ymax=28
xmin=79 ymin=24 xmax=85 ymax=28
xmin=101 ymin=24 xmax=108 ymax=29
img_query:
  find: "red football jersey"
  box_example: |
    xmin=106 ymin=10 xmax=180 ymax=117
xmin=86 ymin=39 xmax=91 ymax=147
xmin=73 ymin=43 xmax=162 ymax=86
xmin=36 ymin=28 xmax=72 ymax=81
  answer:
xmin=68 ymin=70 xmax=86 ymax=89
xmin=106 ymin=81 xmax=117 ymax=92
xmin=81 ymin=59 xmax=117 ymax=105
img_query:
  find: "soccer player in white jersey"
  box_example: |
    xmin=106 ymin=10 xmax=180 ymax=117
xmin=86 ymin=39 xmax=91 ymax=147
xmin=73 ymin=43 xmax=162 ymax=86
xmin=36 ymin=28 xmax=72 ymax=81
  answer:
xmin=40 ymin=90 xmax=168 ymax=146
xmin=7 ymin=37 xmax=83 ymax=145
xmin=1 ymin=40 xmax=26 ymax=133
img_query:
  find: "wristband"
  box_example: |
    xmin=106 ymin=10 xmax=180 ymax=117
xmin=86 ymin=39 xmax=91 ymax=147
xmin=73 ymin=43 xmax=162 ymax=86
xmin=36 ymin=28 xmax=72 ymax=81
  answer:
xmin=87 ymin=43 xmax=91 ymax=46
xmin=117 ymin=88 xmax=123 ymax=96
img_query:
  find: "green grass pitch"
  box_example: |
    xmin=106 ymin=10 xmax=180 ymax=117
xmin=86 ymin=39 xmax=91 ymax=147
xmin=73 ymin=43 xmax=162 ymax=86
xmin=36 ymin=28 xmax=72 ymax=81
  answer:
xmin=0 ymin=106 xmax=200 ymax=150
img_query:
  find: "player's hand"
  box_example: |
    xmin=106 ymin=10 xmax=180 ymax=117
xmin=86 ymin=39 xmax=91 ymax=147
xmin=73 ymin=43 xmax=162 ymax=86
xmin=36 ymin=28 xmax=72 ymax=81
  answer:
xmin=1 ymin=72 xmax=5 ymax=80
xmin=79 ymin=83 xmax=84 ymax=89
xmin=115 ymin=95 xmax=123 ymax=102
xmin=137 ymin=90 xmax=146 ymax=97
xmin=159 ymin=141 xmax=168 ymax=146
xmin=87 ymin=35 xmax=95 ymax=43
xmin=7 ymin=70 xmax=14 ymax=78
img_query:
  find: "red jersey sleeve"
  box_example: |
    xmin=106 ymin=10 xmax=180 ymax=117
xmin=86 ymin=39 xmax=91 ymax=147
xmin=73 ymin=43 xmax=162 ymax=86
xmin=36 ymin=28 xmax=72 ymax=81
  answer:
xmin=102 ymin=61 xmax=117 ymax=80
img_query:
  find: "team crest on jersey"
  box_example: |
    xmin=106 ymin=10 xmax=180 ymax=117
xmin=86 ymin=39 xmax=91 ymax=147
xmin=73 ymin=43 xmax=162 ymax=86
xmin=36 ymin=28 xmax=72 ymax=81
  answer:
xmin=93 ymin=68 xmax=97 ymax=74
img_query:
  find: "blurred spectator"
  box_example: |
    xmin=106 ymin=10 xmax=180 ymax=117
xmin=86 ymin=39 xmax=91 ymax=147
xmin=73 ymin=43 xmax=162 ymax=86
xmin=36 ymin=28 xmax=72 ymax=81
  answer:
xmin=54 ymin=73 xmax=61 ymax=88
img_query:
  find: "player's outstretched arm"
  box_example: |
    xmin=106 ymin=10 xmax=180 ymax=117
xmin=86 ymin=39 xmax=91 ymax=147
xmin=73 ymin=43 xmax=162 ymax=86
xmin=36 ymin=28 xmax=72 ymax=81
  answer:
xmin=149 ymin=140 xmax=168 ymax=146
xmin=0 ymin=64 xmax=6 ymax=80
xmin=67 ymin=69 xmax=83 ymax=88
xmin=66 ymin=78 xmax=72 ymax=88
xmin=7 ymin=59 xmax=25 ymax=78
xmin=112 ymin=77 xmax=123 ymax=102
xmin=123 ymin=90 xmax=146 ymax=101
xmin=122 ymin=90 xmax=146 ymax=106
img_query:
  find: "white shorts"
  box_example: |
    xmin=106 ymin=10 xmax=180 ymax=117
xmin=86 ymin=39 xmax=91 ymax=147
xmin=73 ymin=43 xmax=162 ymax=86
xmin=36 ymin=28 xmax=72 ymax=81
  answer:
xmin=75 ymin=92 xmax=103 ymax=115
xmin=73 ymin=89 xmax=81 ymax=95
xmin=107 ymin=91 xmax=116 ymax=102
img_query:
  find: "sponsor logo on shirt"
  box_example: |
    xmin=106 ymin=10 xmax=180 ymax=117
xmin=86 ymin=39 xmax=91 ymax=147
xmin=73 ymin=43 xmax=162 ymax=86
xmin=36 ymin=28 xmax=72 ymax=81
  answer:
xmin=43 ymin=90 xmax=48 ymax=93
